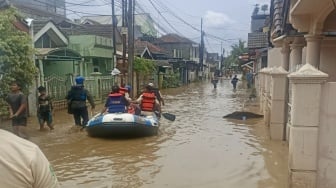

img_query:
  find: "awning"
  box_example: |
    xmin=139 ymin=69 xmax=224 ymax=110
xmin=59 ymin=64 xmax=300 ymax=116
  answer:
xmin=241 ymin=61 xmax=254 ymax=70
xmin=36 ymin=48 xmax=82 ymax=61
xmin=154 ymin=60 xmax=171 ymax=67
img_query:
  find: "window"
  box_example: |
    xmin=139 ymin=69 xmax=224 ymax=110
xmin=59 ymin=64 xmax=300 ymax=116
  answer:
xmin=173 ymin=49 xmax=177 ymax=58
xmin=93 ymin=67 xmax=99 ymax=72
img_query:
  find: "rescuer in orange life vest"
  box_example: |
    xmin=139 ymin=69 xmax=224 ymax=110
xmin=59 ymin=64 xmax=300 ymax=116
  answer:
xmin=119 ymin=83 xmax=131 ymax=101
xmin=133 ymin=84 xmax=161 ymax=117
xmin=100 ymin=85 xmax=130 ymax=115
xmin=119 ymin=83 xmax=127 ymax=95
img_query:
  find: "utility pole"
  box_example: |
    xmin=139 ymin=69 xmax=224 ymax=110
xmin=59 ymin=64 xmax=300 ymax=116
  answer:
xmin=220 ymin=42 xmax=223 ymax=71
xmin=111 ymin=0 xmax=116 ymax=70
xmin=127 ymin=0 xmax=134 ymax=97
xmin=121 ymin=0 xmax=128 ymax=85
xmin=199 ymin=18 xmax=204 ymax=72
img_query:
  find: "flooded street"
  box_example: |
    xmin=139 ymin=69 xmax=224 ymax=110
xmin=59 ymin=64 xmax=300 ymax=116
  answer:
xmin=20 ymin=79 xmax=287 ymax=187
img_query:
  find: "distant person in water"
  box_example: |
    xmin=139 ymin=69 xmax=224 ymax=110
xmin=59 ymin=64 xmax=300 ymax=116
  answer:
xmin=37 ymin=86 xmax=54 ymax=131
xmin=231 ymin=75 xmax=239 ymax=90
xmin=212 ymin=74 xmax=219 ymax=89
xmin=246 ymin=71 xmax=253 ymax=89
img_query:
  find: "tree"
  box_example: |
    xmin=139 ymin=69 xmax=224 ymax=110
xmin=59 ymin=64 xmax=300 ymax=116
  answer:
xmin=261 ymin=4 xmax=268 ymax=14
xmin=133 ymin=57 xmax=156 ymax=75
xmin=253 ymin=4 xmax=259 ymax=15
xmin=0 ymin=8 xmax=37 ymax=116
xmin=223 ymin=39 xmax=247 ymax=70
xmin=133 ymin=57 xmax=156 ymax=94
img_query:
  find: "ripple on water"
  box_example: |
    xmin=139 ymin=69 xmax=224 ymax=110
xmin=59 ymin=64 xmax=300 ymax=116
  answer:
xmin=32 ymin=81 xmax=288 ymax=188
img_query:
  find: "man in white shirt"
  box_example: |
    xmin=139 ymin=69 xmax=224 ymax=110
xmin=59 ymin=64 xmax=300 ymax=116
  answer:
xmin=0 ymin=129 xmax=60 ymax=188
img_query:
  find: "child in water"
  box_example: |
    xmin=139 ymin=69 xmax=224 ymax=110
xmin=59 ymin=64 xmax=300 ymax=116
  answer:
xmin=37 ymin=86 xmax=54 ymax=131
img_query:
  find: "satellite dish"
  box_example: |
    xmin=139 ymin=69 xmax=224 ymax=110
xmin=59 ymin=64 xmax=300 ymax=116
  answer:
xmin=111 ymin=68 xmax=121 ymax=76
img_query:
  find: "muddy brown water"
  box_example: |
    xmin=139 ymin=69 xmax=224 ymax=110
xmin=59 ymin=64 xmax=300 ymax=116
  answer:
xmin=3 ymin=79 xmax=289 ymax=188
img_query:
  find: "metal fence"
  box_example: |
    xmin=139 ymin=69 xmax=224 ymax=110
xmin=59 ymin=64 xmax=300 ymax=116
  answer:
xmin=43 ymin=74 xmax=114 ymax=110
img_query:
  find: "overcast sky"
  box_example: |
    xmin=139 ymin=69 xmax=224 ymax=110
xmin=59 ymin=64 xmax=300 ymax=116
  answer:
xmin=66 ymin=0 xmax=270 ymax=55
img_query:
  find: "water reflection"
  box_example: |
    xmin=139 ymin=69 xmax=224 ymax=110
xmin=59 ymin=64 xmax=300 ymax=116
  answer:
xmin=20 ymin=78 xmax=288 ymax=188
xmin=23 ymin=111 xmax=167 ymax=188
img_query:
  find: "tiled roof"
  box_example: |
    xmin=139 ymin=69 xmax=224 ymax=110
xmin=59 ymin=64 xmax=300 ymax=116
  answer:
xmin=13 ymin=4 xmax=66 ymax=23
xmin=155 ymin=33 xmax=195 ymax=44
xmin=248 ymin=32 xmax=268 ymax=49
xmin=272 ymin=0 xmax=284 ymax=38
xmin=13 ymin=20 xmax=29 ymax=33
xmin=32 ymin=20 xmax=50 ymax=35
xmin=80 ymin=13 xmax=158 ymax=37
xmin=58 ymin=24 xmax=122 ymax=44
xmin=135 ymin=40 xmax=166 ymax=55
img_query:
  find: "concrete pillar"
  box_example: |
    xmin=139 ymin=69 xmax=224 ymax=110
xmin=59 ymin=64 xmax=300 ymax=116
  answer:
xmin=305 ymin=35 xmax=323 ymax=68
xmin=270 ymin=67 xmax=288 ymax=140
xmin=288 ymin=64 xmax=328 ymax=188
xmin=28 ymin=76 xmax=38 ymax=116
xmin=79 ymin=60 xmax=84 ymax=76
xmin=290 ymin=38 xmax=305 ymax=72
xmin=258 ymin=69 xmax=266 ymax=113
xmin=158 ymin=73 xmax=164 ymax=89
xmin=281 ymin=41 xmax=291 ymax=71
xmin=38 ymin=59 xmax=44 ymax=85
xmin=263 ymin=68 xmax=272 ymax=127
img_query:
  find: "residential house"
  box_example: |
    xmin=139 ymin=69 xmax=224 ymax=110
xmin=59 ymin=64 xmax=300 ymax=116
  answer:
xmin=134 ymin=39 xmax=172 ymax=89
xmin=1 ymin=1 xmax=116 ymax=112
xmin=153 ymin=34 xmax=200 ymax=84
xmin=79 ymin=13 xmax=158 ymax=39
xmin=207 ymin=52 xmax=221 ymax=76
xmin=247 ymin=5 xmax=269 ymax=73
xmin=32 ymin=20 xmax=82 ymax=98
xmin=58 ymin=22 xmax=122 ymax=76
xmin=259 ymin=0 xmax=336 ymax=187
xmin=8 ymin=0 xmax=66 ymax=22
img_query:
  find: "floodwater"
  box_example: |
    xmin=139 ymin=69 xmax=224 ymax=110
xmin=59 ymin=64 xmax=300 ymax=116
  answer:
xmin=12 ymin=79 xmax=288 ymax=188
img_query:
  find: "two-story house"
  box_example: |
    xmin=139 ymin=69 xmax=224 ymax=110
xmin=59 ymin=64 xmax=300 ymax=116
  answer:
xmin=153 ymin=34 xmax=200 ymax=83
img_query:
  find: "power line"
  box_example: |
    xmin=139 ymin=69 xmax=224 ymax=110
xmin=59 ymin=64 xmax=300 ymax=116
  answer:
xmin=147 ymin=0 xmax=183 ymax=36
xmin=26 ymin=0 xmax=120 ymax=17
xmin=65 ymin=1 xmax=110 ymax=7
xmin=204 ymin=35 xmax=216 ymax=52
xmin=148 ymin=0 xmax=239 ymax=44
xmin=205 ymin=33 xmax=239 ymax=43
xmin=152 ymin=0 xmax=201 ymax=32
xmin=135 ymin=2 xmax=169 ymax=35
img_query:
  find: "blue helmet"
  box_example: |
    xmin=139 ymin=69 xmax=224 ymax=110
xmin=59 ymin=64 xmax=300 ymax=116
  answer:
xmin=125 ymin=85 xmax=131 ymax=92
xmin=75 ymin=76 xmax=85 ymax=85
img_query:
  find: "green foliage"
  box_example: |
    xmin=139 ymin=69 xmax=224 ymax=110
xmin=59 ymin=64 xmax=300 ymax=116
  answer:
xmin=133 ymin=57 xmax=156 ymax=74
xmin=162 ymin=72 xmax=180 ymax=88
xmin=0 ymin=8 xmax=37 ymax=116
xmin=223 ymin=40 xmax=247 ymax=70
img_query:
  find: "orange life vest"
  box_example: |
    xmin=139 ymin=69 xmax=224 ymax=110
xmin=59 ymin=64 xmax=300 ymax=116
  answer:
xmin=119 ymin=87 xmax=128 ymax=95
xmin=141 ymin=92 xmax=156 ymax=112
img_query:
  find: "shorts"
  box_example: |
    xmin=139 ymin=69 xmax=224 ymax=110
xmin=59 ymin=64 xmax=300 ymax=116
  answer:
xmin=38 ymin=112 xmax=52 ymax=125
xmin=12 ymin=116 xmax=27 ymax=126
